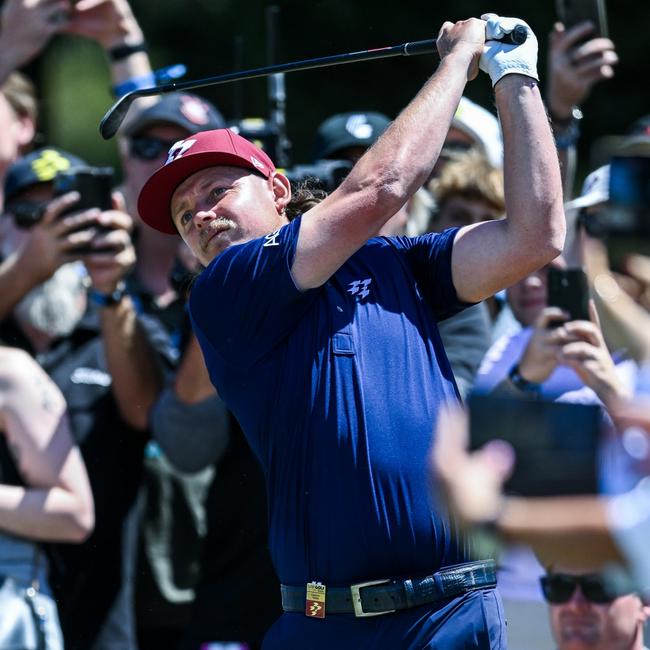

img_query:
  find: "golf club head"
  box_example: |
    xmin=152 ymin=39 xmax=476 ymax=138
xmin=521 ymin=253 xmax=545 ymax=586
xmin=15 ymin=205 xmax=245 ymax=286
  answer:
xmin=99 ymin=92 xmax=139 ymax=140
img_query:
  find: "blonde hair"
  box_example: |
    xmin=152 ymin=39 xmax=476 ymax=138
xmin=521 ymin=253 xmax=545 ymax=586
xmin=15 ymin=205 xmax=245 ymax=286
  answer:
xmin=1 ymin=72 xmax=38 ymax=124
xmin=428 ymin=149 xmax=505 ymax=214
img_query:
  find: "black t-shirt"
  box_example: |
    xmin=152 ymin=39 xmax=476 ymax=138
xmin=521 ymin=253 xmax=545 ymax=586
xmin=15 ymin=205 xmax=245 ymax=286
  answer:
xmin=181 ymin=417 xmax=281 ymax=649
xmin=0 ymin=307 xmax=174 ymax=650
xmin=128 ymin=272 xmax=281 ymax=647
xmin=0 ymin=434 xmax=23 ymax=487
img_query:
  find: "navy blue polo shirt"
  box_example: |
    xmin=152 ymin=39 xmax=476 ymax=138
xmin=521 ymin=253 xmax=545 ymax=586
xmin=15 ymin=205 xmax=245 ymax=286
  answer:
xmin=189 ymin=217 xmax=472 ymax=588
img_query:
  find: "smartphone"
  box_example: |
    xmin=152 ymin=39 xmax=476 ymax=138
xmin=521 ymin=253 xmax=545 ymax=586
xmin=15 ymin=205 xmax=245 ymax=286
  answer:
xmin=555 ymin=0 xmax=609 ymax=39
xmin=547 ymin=267 xmax=590 ymax=323
xmin=53 ymin=166 xmax=114 ymax=216
xmin=468 ymin=393 xmax=601 ymax=496
xmin=53 ymin=167 xmax=115 ymax=254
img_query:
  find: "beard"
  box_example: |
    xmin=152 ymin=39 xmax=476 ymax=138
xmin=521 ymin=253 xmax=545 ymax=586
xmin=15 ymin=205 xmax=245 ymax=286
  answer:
xmin=14 ymin=263 xmax=87 ymax=338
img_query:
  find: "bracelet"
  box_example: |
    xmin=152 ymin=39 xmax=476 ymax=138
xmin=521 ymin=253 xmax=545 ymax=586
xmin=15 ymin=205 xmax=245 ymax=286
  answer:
xmin=88 ymin=282 xmax=127 ymax=308
xmin=508 ymin=364 xmax=542 ymax=395
xmin=108 ymin=41 xmax=147 ymax=63
xmin=112 ymin=72 xmax=155 ymax=98
xmin=548 ymin=105 xmax=583 ymax=126
xmin=112 ymin=63 xmax=187 ymax=98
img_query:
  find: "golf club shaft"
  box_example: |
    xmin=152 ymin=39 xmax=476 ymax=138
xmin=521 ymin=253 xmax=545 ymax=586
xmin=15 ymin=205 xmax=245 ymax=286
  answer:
xmin=99 ymin=24 xmax=527 ymax=140
xmin=99 ymin=39 xmax=438 ymax=139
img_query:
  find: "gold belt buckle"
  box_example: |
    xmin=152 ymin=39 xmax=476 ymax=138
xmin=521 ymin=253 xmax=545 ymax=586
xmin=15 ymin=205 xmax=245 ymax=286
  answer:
xmin=350 ymin=579 xmax=395 ymax=617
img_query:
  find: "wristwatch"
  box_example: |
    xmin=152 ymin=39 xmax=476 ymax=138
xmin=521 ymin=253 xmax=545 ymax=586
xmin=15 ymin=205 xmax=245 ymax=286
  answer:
xmin=508 ymin=364 xmax=542 ymax=396
xmin=88 ymin=282 xmax=127 ymax=308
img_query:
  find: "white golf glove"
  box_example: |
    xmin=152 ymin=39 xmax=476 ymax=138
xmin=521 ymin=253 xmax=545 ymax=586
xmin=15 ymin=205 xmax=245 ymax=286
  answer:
xmin=479 ymin=14 xmax=539 ymax=87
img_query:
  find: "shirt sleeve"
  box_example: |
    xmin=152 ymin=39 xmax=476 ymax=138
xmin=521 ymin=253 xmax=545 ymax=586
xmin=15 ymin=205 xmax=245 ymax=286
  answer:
xmin=188 ymin=216 xmax=316 ymax=369
xmin=390 ymin=227 xmax=474 ymax=321
xmin=151 ymin=388 xmax=230 ymax=473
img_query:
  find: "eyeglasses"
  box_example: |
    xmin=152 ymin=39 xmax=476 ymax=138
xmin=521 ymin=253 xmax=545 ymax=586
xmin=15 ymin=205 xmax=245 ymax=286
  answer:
xmin=540 ymin=573 xmax=619 ymax=605
xmin=129 ymin=136 xmax=179 ymax=161
xmin=4 ymin=201 xmax=48 ymax=229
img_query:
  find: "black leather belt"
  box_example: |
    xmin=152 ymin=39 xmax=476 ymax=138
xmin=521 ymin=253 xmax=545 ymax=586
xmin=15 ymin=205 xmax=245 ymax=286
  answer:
xmin=281 ymin=559 xmax=496 ymax=618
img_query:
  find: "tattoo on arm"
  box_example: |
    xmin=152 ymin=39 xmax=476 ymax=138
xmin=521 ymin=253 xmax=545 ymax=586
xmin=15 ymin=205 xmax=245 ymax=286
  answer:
xmin=34 ymin=375 xmax=56 ymax=413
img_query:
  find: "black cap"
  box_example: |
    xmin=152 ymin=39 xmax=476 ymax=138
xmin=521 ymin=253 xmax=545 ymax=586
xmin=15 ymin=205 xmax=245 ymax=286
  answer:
xmin=312 ymin=111 xmax=391 ymax=162
xmin=4 ymin=147 xmax=87 ymax=202
xmin=123 ymin=93 xmax=225 ymax=137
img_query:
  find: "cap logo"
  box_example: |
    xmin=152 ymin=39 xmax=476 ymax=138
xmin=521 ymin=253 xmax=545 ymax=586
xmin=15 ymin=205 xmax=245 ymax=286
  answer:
xmin=179 ymin=95 xmax=211 ymax=126
xmin=165 ymin=138 xmax=197 ymax=165
xmin=250 ymin=155 xmax=265 ymax=171
xmin=31 ymin=149 xmax=72 ymax=181
xmin=345 ymin=115 xmax=373 ymax=140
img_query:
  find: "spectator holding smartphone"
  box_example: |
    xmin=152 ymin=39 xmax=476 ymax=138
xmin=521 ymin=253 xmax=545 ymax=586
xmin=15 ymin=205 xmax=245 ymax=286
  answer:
xmin=0 ymin=147 xmax=174 ymax=650
xmin=546 ymin=19 xmax=618 ymax=195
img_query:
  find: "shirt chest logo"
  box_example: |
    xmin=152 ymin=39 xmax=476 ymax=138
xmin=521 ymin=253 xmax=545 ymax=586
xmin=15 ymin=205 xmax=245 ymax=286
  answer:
xmin=347 ymin=278 xmax=372 ymax=301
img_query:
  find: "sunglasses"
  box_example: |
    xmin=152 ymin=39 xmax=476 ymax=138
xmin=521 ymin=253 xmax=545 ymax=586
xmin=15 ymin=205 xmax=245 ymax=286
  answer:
xmin=540 ymin=573 xmax=619 ymax=605
xmin=4 ymin=201 xmax=48 ymax=229
xmin=129 ymin=136 xmax=179 ymax=161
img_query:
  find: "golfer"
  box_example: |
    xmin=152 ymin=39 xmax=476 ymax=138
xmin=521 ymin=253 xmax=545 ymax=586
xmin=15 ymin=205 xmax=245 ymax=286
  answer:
xmin=137 ymin=14 xmax=564 ymax=649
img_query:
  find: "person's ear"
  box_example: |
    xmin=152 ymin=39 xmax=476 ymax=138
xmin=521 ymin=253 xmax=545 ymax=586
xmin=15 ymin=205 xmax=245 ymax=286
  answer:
xmin=14 ymin=115 xmax=35 ymax=150
xmin=268 ymin=172 xmax=291 ymax=216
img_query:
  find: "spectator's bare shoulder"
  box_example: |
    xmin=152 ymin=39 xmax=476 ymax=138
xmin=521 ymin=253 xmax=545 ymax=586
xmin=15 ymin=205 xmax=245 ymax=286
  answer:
xmin=0 ymin=347 xmax=66 ymax=421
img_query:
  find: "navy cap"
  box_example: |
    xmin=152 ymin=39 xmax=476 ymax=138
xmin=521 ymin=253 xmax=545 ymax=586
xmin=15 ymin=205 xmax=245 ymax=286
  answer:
xmin=312 ymin=111 xmax=391 ymax=162
xmin=4 ymin=147 xmax=87 ymax=202
xmin=124 ymin=93 xmax=225 ymax=137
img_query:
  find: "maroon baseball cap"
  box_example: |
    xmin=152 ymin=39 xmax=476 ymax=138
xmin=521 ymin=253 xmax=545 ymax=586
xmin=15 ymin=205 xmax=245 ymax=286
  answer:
xmin=138 ymin=128 xmax=276 ymax=234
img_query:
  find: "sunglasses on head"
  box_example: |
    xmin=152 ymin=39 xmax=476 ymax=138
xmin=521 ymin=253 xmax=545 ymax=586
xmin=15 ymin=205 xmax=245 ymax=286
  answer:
xmin=540 ymin=573 xmax=620 ymax=605
xmin=129 ymin=136 xmax=179 ymax=161
xmin=5 ymin=200 xmax=48 ymax=229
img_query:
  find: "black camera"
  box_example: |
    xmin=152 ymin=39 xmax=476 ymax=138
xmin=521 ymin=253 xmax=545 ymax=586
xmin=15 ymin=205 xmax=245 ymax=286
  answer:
xmin=284 ymin=159 xmax=353 ymax=194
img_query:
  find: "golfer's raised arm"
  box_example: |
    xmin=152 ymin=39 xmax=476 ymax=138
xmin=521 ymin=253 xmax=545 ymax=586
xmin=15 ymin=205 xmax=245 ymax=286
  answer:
xmin=450 ymin=15 xmax=566 ymax=303
xmin=290 ymin=18 xmax=485 ymax=291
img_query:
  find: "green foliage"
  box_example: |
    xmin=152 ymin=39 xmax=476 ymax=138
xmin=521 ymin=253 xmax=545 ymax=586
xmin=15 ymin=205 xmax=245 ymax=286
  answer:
xmin=35 ymin=0 xmax=649 ymax=184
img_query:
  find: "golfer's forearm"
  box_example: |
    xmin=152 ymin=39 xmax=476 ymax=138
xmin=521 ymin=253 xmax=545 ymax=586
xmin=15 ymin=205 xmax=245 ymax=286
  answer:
xmin=495 ymin=76 xmax=565 ymax=262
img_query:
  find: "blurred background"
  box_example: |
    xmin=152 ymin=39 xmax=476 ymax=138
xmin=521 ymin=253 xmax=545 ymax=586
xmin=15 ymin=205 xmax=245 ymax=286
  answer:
xmin=24 ymin=0 xmax=649 ymax=189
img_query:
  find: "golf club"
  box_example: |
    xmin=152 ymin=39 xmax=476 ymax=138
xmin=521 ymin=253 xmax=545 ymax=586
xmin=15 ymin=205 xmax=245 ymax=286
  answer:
xmin=99 ymin=25 xmax=527 ymax=140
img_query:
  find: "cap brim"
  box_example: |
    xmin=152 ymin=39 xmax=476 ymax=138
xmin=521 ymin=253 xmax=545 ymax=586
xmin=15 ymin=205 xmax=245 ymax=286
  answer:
xmin=124 ymin=113 xmax=188 ymax=137
xmin=138 ymin=151 xmax=259 ymax=235
xmin=564 ymin=190 xmax=609 ymax=212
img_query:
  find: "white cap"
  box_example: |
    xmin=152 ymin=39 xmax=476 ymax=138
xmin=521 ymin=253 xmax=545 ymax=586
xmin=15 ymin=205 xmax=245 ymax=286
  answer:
xmin=450 ymin=97 xmax=503 ymax=168
xmin=565 ymin=164 xmax=610 ymax=211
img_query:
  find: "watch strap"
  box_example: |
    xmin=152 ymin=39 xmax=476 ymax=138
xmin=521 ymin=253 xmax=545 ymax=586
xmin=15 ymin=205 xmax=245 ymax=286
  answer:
xmin=88 ymin=282 xmax=127 ymax=307
xmin=508 ymin=364 xmax=542 ymax=395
